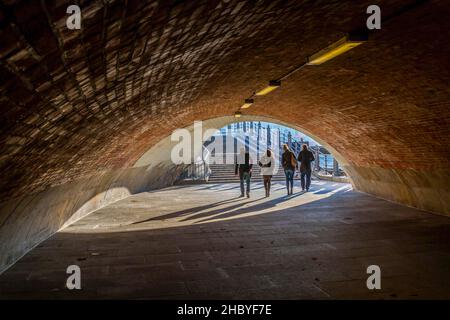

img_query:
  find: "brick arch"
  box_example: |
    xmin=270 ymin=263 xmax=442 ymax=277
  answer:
xmin=135 ymin=111 xmax=449 ymax=216
xmin=133 ymin=115 xmax=350 ymax=169
xmin=0 ymin=0 xmax=449 ymax=272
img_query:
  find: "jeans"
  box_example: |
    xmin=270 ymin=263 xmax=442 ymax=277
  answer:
xmin=300 ymin=170 xmax=312 ymax=190
xmin=240 ymin=172 xmax=251 ymax=195
xmin=284 ymin=169 xmax=294 ymax=193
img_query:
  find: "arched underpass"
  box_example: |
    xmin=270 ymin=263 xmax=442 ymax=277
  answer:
xmin=0 ymin=0 xmax=449 ymax=299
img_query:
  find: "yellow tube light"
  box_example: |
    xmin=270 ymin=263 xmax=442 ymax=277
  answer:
xmin=234 ymin=111 xmax=242 ymax=118
xmin=307 ymin=32 xmax=368 ymax=65
xmin=255 ymin=80 xmax=281 ymax=96
xmin=241 ymin=98 xmax=254 ymax=109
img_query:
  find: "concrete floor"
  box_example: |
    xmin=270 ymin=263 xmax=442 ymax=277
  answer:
xmin=1 ymin=180 xmax=450 ymax=299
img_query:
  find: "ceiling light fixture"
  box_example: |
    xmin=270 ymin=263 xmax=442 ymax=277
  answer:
xmin=235 ymin=31 xmax=368 ymax=117
xmin=306 ymin=32 xmax=368 ymax=65
xmin=255 ymin=80 xmax=281 ymax=96
xmin=241 ymin=98 xmax=254 ymax=109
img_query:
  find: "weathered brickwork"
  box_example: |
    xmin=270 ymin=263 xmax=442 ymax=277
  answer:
xmin=0 ymin=0 xmax=449 ymax=203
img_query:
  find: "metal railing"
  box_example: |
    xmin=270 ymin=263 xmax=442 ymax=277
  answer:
xmin=179 ymin=146 xmax=211 ymax=181
xmin=204 ymin=133 xmax=346 ymax=178
xmin=311 ymin=147 xmax=346 ymax=177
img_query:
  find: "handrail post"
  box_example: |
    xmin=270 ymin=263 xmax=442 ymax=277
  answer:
xmin=314 ymin=148 xmax=320 ymax=171
xmin=333 ymin=158 xmax=339 ymax=177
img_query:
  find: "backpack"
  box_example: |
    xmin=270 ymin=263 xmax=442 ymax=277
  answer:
xmin=290 ymin=152 xmax=297 ymax=168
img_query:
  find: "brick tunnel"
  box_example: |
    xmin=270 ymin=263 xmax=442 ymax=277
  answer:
xmin=0 ymin=0 xmax=449 ymax=299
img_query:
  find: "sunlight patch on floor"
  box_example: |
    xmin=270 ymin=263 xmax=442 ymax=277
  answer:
xmin=59 ymin=181 xmax=353 ymax=234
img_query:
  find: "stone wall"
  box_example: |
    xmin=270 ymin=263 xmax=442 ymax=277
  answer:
xmin=0 ymin=163 xmax=186 ymax=273
xmin=346 ymin=166 xmax=450 ymax=214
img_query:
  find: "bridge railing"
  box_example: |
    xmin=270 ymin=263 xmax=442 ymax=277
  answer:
xmin=179 ymin=147 xmax=211 ymax=182
xmin=312 ymin=148 xmax=346 ymax=177
xmin=204 ymin=133 xmax=346 ymax=178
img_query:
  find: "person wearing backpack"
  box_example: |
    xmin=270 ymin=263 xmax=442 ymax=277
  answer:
xmin=281 ymin=144 xmax=297 ymax=195
xmin=297 ymin=144 xmax=315 ymax=192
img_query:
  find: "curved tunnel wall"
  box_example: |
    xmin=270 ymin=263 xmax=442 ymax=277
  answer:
xmin=139 ymin=115 xmax=450 ymax=216
xmin=1 ymin=0 xmax=449 ymax=273
xmin=0 ymin=163 xmax=187 ymax=274
xmin=2 ymin=112 xmax=447 ymax=274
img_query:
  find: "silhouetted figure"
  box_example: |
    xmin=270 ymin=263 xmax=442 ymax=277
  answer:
xmin=282 ymin=144 xmax=297 ymax=195
xmin=297 ymin=144 xmax=315 ymax=191
xmin=259 ymin=149 xmax=276 ymax=197
xmin=235 ymin=148 xmax=253 ymax=198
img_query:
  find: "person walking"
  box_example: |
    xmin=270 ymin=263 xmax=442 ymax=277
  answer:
xmin=259 ymin=149 xmax=276 ymax=197
xmin=235 ymin=148 xmax=253 ymax=198
xmin=297 ymin=144 xmax=315 ymax=192
xmin=281 ymin=144 xmax=297 ymax=195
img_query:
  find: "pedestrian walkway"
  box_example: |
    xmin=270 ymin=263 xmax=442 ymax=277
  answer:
xmin=1 ymin=181 xmax=449 ymax=299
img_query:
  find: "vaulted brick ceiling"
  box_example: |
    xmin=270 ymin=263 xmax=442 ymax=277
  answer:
xmin=0 ymin=0 xmax=449 ymax=204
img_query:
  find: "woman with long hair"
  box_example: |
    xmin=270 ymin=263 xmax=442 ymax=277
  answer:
xmin=282 ymin=144 xmax=297 ymax=195
xmin=259 ymin=149 xmax=276 ymax=197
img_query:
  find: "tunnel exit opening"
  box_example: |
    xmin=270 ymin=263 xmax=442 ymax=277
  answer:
xmin=157 ymin=116 xmax=351 ymax=187
xmin=204 ymin=120 xmax=346 ymax=179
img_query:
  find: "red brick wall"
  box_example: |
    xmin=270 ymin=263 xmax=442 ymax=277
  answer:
xmin=0 ymin=0 xmax=449 ymax=208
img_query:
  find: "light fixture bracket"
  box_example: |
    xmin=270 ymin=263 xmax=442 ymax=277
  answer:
xmin=255 ymin=80 xmax=281 ymax=96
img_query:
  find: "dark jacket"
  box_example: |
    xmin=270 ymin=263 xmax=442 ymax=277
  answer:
xmin=235 ymin=153 xmax=253 ymax=178
xmin=282 ymin=150 xmax=296 ymax=171
xmin=297 ymin=149 xmax=315 ymax=172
